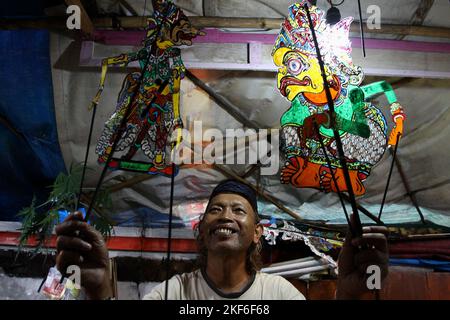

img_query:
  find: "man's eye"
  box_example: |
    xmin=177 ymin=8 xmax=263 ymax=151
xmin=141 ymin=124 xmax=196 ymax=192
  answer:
xmin=287 ymin=59 xmax=303 ymax=74
xmin=208 ymin=207 xmax=220 ymax=213
xmin=234 ymin=208 xmax=246 ymax=214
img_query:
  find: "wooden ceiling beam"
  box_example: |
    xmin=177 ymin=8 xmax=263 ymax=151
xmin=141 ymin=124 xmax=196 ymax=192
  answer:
xmin=1 ymin=16 xmax=450 ymax=39
xmin=397 ymin=0 xmax=435 ymax=40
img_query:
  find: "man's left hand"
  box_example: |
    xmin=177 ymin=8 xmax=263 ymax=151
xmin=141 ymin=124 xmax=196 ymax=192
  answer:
xmin=336 ymin=219 xmax=389 ymax=299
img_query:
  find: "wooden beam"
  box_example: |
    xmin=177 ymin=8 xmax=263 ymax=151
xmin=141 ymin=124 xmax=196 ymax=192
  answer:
xmin=241 ymin=164 xmax=260 ymax=179
xmin=65 ymin=0 xmax=94 ymax=36
xmin=397 ymin=0 xmax=435 ymax=40
xmin=410 ymin=0 xmax=435 ymax=25
xmin=107 ymin=164 xmax=213 ymax=193
xmin=108 ymin=174 xmax=154 ymax=193
xmin=93 ymin=16 xmax=450 ymax=39
xmin=185 ymin=69 xmax=260 ymax=129
xmin=202 ymin=0 xmax=216 ymax=16
xmin=2 ymin=16 xmax=450 ymax=39
xmin=119 ymin=0 xmax=139 ymax=16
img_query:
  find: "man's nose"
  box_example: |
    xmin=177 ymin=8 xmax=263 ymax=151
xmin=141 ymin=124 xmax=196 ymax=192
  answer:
xmin=218 ymin=206 xmax=234 ymax=220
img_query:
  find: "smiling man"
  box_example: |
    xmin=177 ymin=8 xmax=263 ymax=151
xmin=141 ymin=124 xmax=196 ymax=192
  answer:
xmin=55 ymin=179 xmax=389 ymax=300
xmin=143 ymin=179 xmax=304 ymax=299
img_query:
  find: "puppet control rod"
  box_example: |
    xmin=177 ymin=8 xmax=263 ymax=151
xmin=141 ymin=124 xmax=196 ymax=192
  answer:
xmin=304 ymin=3 xmax=363 ymax=237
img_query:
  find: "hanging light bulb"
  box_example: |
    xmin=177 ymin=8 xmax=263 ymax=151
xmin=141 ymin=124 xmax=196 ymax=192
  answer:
xmin=326 ymin=6 xmax=341 ymax=25
xmin=326 ymin=0 xmax=344 ymax=25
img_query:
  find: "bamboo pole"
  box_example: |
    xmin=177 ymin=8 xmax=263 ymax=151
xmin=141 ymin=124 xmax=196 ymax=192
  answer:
xmin=261 ymin=258 xmax=325 ymax=273
xmin=270 ymin=265 xmax=330 ymax=277
xmin=263 ymin=256 xmax=316 ymax=268
xmin=185 ymin=70 xmax=259 ymax=129
xmin=1 ymin=16 xmax=449 ymax=39
xmin=92 ymin=17 xmax=450 ymax=39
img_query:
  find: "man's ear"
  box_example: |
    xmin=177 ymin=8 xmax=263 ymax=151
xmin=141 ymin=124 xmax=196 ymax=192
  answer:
xmin=254 ymin=224 xmax=264 ymax=243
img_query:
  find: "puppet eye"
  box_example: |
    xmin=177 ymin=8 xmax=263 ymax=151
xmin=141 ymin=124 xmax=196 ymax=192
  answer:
xmin=287 ymin=59 xmax=303 ymax=75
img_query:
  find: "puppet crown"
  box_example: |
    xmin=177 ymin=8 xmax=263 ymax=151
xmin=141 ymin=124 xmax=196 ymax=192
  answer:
xmin=272 ymin=1 xmax=353 ymax=66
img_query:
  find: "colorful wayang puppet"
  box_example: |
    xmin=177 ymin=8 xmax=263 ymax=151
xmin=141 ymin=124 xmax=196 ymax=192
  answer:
xmin=272 ymin=1 xmax=405 ymax=195
xmin=92 ymin=0 xmax=203 ymax=176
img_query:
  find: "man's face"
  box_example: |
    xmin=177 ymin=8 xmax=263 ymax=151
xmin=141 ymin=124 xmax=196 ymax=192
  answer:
xmin=199 ymin=193 xmax=263 ymax=255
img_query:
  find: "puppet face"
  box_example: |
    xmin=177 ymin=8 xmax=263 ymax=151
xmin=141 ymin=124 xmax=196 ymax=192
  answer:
xmin=199 ymin=193 xmax=262 ymax=255
xmin=273 ymin=47 xmax=341 ymax=105
xmin=169 ymin=16 xmax=203 ymax=46
xmin=157 ymin=13 xmax=204 ymax=48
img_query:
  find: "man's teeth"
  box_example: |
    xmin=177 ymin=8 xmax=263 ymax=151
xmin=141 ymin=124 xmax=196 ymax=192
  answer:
xmin=214 ymin=228 xmax=233 ymax=235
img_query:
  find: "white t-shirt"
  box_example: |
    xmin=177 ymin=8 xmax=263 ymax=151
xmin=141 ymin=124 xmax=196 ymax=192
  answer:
xmin=143 ymin=269 xmax=305 ymax=300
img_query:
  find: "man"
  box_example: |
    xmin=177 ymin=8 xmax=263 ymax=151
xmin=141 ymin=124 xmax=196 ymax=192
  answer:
xmin=55 ymin=179 xmax=389 ymax=299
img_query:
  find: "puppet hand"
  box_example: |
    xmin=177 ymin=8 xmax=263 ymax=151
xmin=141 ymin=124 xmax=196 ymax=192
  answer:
xmin=336 ymin=215 xmax=389 ymax=299
xmin=303 ymin=112 xmax=330 ymax=139
xmin=388 ymin=118 xmax=404 ymax=146
xmin=388 ymin=103 xmax=405 ymax=146
xmin=55 ymin=211 xmax=113 ymax=299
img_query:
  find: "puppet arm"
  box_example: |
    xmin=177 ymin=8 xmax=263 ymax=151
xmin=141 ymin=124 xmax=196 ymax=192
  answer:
xmin=361 ymin=81 xmax=406 ymax=146
xmin=169 ymin=48 xmax=186 ymax=79
xmin=168 ymin=47 xmax=185 ymax=148
xmin=388 ymin=102 xmax=405 ymax=146
xmin=88 ymin=49 xmax=148 ymax=110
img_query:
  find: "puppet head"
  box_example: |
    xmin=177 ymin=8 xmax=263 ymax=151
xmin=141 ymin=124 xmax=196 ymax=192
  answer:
xmin=143 ymin=0 xmax=204 ymax=49
xmin=272 ymin=1 xmax=363 ymax=107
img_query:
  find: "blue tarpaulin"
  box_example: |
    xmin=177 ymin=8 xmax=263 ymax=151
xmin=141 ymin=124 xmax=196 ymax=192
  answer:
xmin=0 ymin=30 xmax=66 ymax=221
xmin=390 ymin=258 xmax=450 ymax=272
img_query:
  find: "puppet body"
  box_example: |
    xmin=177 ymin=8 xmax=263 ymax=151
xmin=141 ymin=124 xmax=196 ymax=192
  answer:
xmin=273 ymin=1 xmax=405 ymax=195
xmin=94 ymin=0 xmax=203 ymax=176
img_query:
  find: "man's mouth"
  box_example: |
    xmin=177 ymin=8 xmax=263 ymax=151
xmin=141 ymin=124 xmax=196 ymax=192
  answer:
xmin=210 ymin=225 xmax=238 ymax=237
xmin=279 ymin=76 xmax=312 ymax=97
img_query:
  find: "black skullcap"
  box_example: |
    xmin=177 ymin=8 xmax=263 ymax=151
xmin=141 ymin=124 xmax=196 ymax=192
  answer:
xmin=207 ymin=179 xmax=259 ymax=218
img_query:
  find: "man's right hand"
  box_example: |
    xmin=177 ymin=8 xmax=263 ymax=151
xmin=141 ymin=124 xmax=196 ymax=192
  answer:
xmin=55 ymin=211 xmax=113 ymax=299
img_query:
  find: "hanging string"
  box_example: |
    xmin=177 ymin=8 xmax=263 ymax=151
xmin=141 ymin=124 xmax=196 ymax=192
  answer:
xmin=303 ymin=3 xmax=362 ymax=236
xmin=378 ymin=133 xmax=401 ymax=219
xmin=164 ymin=162 xmax=176 ymax=300
xmin=357 ymin=0 xmax=366 ymax=57
xmin=313 ymin=121 xmax=353 ymax=234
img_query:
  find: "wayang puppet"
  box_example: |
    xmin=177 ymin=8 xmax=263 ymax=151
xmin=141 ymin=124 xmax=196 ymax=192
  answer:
xmin=92 ymin=0 xmax=204 ymax=176
xmin=272 ymin=1 xmax=405 ymax=195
